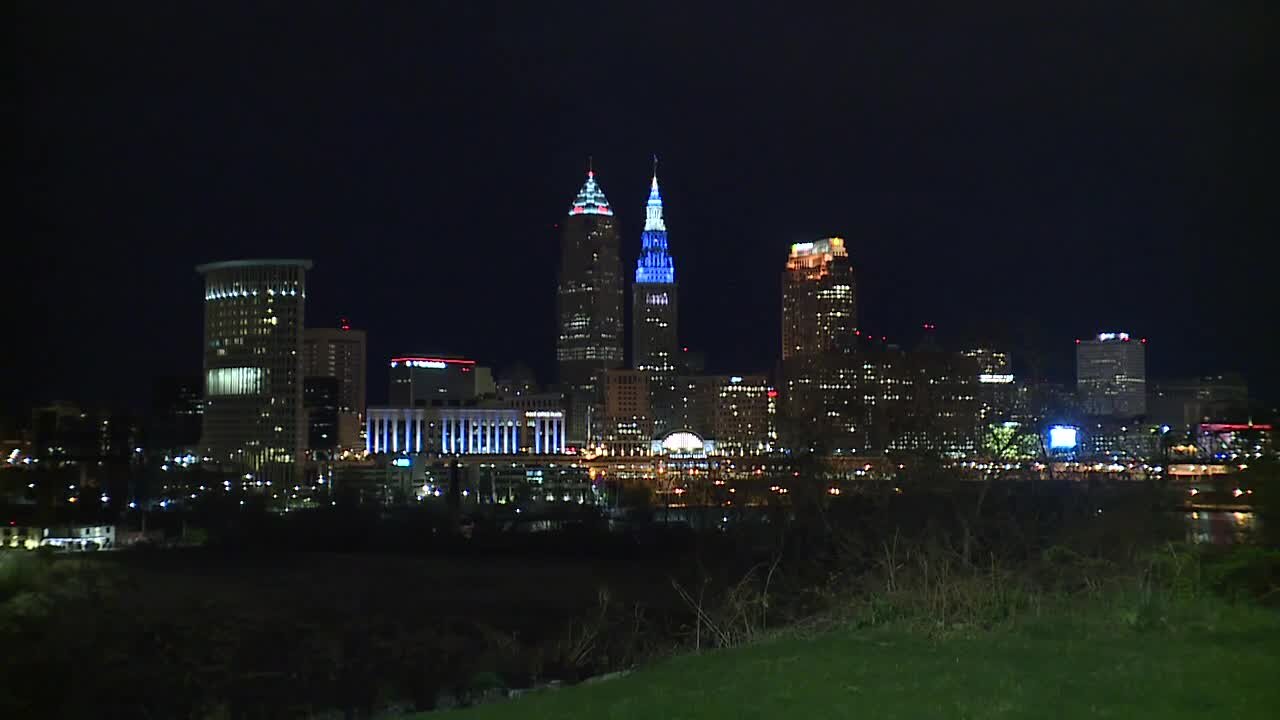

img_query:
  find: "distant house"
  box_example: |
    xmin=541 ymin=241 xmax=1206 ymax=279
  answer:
xmin=1 ymin=524 xmax=115 ymax=551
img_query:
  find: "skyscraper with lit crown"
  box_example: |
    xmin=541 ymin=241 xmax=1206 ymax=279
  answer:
xmin=781 ymin=238 xmax=856 ymax=359
xmin=557 ymin=165 xmax=624 ymax=445
xmin=632 ymin=164 xmax=680 ymax=433
xmin=1077 ymin=332 xmax=1147 ymax=418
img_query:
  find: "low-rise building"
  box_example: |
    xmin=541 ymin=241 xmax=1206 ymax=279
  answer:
xmin=2 ymin=524 xmax=116 ymax=551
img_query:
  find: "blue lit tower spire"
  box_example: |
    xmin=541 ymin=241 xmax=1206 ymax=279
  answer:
xmin=635 ymin=160 xmax=674 ymax=284
xmin=631 ymin=157 xmax=680 ymax=433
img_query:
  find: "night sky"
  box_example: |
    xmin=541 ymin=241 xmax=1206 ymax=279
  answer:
xmin=11 ymin=2 xmax=1278 ymax=414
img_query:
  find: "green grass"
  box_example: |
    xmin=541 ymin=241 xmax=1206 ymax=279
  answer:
xmin=438 ymin=599 xmax=1280 ymax=719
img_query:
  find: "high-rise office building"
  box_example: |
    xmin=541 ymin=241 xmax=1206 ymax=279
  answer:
xmin=781 ymin=238 xmax=856 ymax=360
xmin=389 ymin=355 xmax=495 ymax=406
xmin=782 ymin=348 xmax=979 ymax=458
xmin=711 ymin=375 xmax=776 ymax=456
xmin=962 ymin=347 xmax=1017 ymax=423
xmin=601 ymin=369 xmax=652 ymax=456
xmin=303 ymin=322 xmax=367 ymax=450
xmin=303 ymin=323 xmax=367 ymax=416
xmin=632 ymin=167 xmax=680 ymax=436
xmin=304 ymin=376 xmax=339 ymax=455
xmin=1076 ymin=332 xmax=1146 ymax=418
xmin=961 ymin=347 xmax=1012 ymax=381
xmin=196 ymin=259 xmax=311 ymax=484
xmin=779 ymin=238 xmax=858 ymax=450
xmin=632 ymin=171 xmax=678 ymax=373
xmin=557 ymin=167 xmax=624 ymax=445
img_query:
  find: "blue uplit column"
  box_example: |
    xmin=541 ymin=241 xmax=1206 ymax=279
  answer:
xmin=558 ymin=417 xmax=565 ymax=453
xmin=366 ymin=416 xmax=374 ymax=453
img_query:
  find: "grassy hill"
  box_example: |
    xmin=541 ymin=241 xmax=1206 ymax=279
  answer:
xmin=440 ymin=598 xmax=1280 ymax=719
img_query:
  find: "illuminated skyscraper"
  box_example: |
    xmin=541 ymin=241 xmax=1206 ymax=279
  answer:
xmin=1077 ymin=332 xmax=1147 ymax=418
xmin=557 ymin=167 xmax=624 ymax=444
xmin=781 ymin=238 xmax=856 ymax=359
xmin=779 ymin=238 xmax=858 ymax=451
xmin=196 ymin=259 xmax=311 ymax=485
xmin=632 ymin=165 xmax=679 ymax=434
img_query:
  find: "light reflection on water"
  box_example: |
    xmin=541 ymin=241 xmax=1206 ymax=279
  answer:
xmin=1184 ymin=510 xmax=1261 ymax=545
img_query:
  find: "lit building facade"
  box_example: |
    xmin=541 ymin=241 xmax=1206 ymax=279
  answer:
xmin=1195 ymin=422 xmax=1273 ymax=461
xmin=1079 ymin=420 xmax=1163 ymax=462
xmin=366 ymin=405 xmax=565 ymax=455
xmin=631 ymin=169 xmax=680 ymax=434
xmin=389 ymin=356 xmax=495 ymax=406
xmin=962 ymin=347 xmax=1017 ymax=425
xmin=961 ymin=347 xmax=1012 ymax=382
xmin=782 ymin=350 xmax=979 ymax=458
xmin=303 ymin=322 xmax=367 ymax=448
xmin=658 ymin=375 xmax=777 ymax=455
xmin=557 ymin=168 xmax=624 ymax=445
xmin=196 ymin=259 xmax=311 ymax=485
xmin=885 ymin=351 xmax=980 ymax=459
xmin=601 ymin=369 xmax=652 ymax=456
xmin=711 ymin=375 xmax=776 ymax=456
xmin=781 ymin=238 xmax=856 ymax=360
xmin=1076 ymin=332 xmax=1146 ymax=418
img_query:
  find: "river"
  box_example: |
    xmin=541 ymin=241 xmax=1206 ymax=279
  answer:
xmin=1183 ymin=510 xmax=1262 ymax=545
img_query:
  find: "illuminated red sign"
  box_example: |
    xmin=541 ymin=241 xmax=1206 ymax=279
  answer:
xmin=390 ymin=357 xmax=476 ymax=367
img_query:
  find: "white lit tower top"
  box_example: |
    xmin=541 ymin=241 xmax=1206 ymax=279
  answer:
xmin=1076 ymin=332 xmax=1148 ymax=418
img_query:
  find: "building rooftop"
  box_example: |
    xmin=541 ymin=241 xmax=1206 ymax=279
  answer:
xmin=196 ymin=259 xmax=314 ymax=273
xmin=567 ymin=170 xmax=613 ymax=216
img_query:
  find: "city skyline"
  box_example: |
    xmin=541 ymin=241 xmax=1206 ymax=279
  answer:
xmin=8 ymin=8 xmax=1276 ymax=718
xmin=11 ymin=3 xmax=1277 ymax=412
